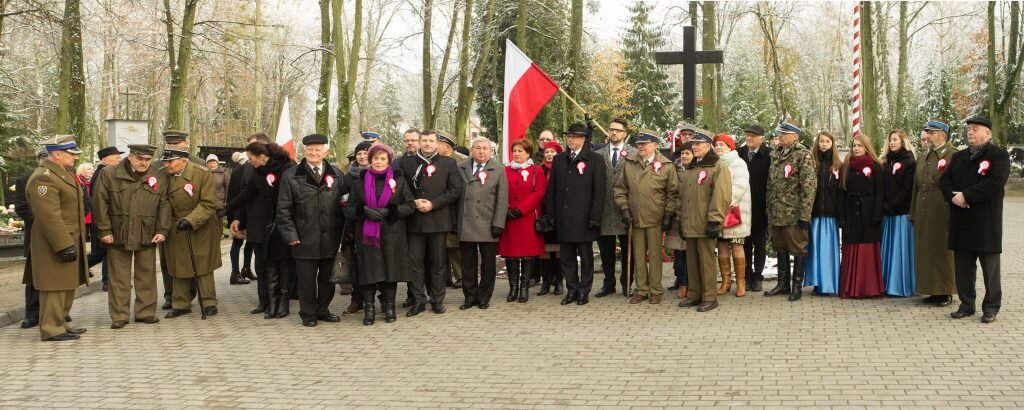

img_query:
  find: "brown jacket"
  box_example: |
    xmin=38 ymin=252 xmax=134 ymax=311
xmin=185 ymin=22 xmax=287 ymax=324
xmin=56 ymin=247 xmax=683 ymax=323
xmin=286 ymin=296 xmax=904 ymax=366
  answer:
xmin=613 ymin=152 xmax=679 ymax=228
xmin=93 ymin=159 xmax=171 ymax=251
xmin=677 ymin=152 xmax=732 ymax=238
xmin=26 ymin=159 xmax=88 ymax=291
xmin=161 ymin=161 xmax=222 ymax=278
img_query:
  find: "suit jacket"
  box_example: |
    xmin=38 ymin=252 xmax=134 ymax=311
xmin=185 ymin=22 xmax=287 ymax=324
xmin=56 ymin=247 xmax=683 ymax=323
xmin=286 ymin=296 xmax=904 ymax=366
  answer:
xmin=545 ymin=147 xmax=607 ymax=243
xmin=398 ymin=153 xmax=465 ymax=234
xmin=737 ymin=144 xmax=771 ymax=231
xmin=594 ymin=142 xmax=636 ymax=236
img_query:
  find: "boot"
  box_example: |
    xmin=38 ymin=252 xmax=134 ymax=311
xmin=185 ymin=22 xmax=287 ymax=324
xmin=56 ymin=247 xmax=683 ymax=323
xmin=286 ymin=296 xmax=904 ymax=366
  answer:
xmin=264 ymin=266 xmax=281 ymax=319
xmin=735 ymin=256 xmax=747 ymax=297
xmin=765 ymin=252 xmax=791 ymax=296
xmin=241 ymin=266 xmax=257 ymax=281
xmin=518 ymin=260 xmax=532 ymax=303
xmin=506 ymin=259 xmax=520 ymax=302
xmin=717 ymin=255 xmax=732 ymax=295
xmin=789 ymin=256 xmax=805 ymax=302
xmin=552 ymin=265 xmax=564 ymax=295
xmin=230 ymin=270 xmax=243 ymax=285
xmin=362 ymin=302 xmax=375 ymax=325
xmin=274 ymin=265 xmax=292 ymax=318
xmin=383 ymin=302 xmax=397 ymax=323
xmin=537 ymin=263 xmax=551 ymax=296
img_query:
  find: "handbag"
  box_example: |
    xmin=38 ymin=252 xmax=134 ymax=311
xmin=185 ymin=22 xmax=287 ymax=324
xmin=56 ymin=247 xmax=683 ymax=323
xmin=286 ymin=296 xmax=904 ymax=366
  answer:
xmin=535 ymin=216 xmax=554 ymax=233
xmin=723 ymin=205 xmax=742 ymax=228
xmin=330 ymin=243 xmax=354 ymax=284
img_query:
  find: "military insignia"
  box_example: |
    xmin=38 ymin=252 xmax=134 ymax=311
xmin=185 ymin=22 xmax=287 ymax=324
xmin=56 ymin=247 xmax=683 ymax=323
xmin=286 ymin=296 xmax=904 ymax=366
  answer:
xmin=784 ymin=164 xmax=793 ymax=178
xmin=862 ymin=166 xmax=872 ymax=177
xmin=698 ymin=170 xmax=708 ymax=185
xmin=42 ymin=169 xmax=51 ymax=176
xmin=183 ymin=182 xmax=194 ymax=197
xmin=576 ymin=162 xmax=587 ymax=175
xmin=266 ymin=173 xmax=277 ymax=187
xmin=325 ymin=175 xmax=335 ymax=188
xmin=938 ymin=158 xmax=948 ymax=171
xmin=478 ymin=171 xmax=488 ymax=184
xmin=978 ymin=160 xmax=990 ymax=175
xmin=652 ymin=160 xmax=663 ymax=173
xmin=520 ymin=169 xmax=530 ymax=181
xmin=147 ymin=176 xmax=158 ymax=191
xmin=892 ymin=162 xmax=902 ymax=175
xmin=37 ymin=186 xmax=47 ymax=195
xmin=388 ymin=178 xmax=397 ymax=193
xmin=426 ymin=164 xmax=436 ymax=177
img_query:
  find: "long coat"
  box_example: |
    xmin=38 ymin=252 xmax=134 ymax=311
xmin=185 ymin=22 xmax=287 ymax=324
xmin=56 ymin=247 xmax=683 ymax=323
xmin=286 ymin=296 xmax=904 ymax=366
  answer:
xmin=595 ymin=143 xmax=636 ymax=236
xmin=211 ymin=167 xmax=228 ymax=217
xmin=161 ymin=161 xmax=222 ymax=278
xmin=276 ymin=160 xmax=348 ymax=260
xmin=678 ymin=152 xmax=732 ymax=238
xmin=344 ymin=168 xmax=418 ymax=285
xmin=498 ymin=163 xmax=547 ymax=257
xmin=663 ymin=157 xmax=688 ymax=251
xmin=737 ymin=144 xmax=771 ymax=232
xmin=812 ymin=151 xmax=841 ymax=218
xmin=839 ymin=160 xmax=883 ymax=244
xmin=940 ymin=142 xmax=1010 ymax=253
xmin=882 ymin=149 xmax=916 ymax=216
xmin=92 ymin=159 xmax=171 ymax=251
xmin=26 ymin=160 xmax=88 ymax=291
xmin=911 ymin=142 xmax=957 ymax=294
xmin=227 ymin=153 xmax=295 ymax=262
xmin=545 ymin=148 xmax=607 ymax=243
xmin=399 ymin=153 xmax=465 ymax=233
xmin=719 ymin=150 xmax=751 ymax=239
xmin=14 ymin=174 xmax=33 ymax=258
xmin=612 ymin=151 xmax=679 ymax=228
xmin=226 ymin=162 xmax=255 ymax=223
xmin=456 ymin=159 xmax=508 ymax=242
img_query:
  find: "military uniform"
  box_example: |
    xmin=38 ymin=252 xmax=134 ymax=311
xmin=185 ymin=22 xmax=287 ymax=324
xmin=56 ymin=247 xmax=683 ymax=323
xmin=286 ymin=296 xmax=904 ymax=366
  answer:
xmin=911 ymin=139 xmax=957 ymax=298
xmin=161 ymin=155 xmax=221 ymax=315
xmin=26 ymin=136 xmax=89 ymax=341
xmin=764 ymin=121 xmax=817 ymax=299
xmin=93 ymin=146 xmax=170 ymax=327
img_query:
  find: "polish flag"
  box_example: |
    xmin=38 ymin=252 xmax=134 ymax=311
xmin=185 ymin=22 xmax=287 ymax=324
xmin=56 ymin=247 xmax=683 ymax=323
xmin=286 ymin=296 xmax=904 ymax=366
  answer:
xmin=276 ymin=97 xmax=295 ymax=160
xmin=503 ymin=39 xmax=559 ymax=163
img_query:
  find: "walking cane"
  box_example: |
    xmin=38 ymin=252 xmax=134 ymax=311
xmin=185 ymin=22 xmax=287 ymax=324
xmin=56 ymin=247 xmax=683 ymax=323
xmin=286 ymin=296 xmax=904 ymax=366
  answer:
xmin=184 ymin=229 xmax=208 ymax=320
xmin=625 ymin=223 xmax=633 ymax=298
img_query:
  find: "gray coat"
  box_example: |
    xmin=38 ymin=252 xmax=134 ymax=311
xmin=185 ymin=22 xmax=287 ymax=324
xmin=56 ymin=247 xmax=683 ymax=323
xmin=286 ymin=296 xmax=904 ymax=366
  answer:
xmin=594 ymin=143 xmax=637 ymax=236
xmin=456 ymin=159 xmax=509 ymax=243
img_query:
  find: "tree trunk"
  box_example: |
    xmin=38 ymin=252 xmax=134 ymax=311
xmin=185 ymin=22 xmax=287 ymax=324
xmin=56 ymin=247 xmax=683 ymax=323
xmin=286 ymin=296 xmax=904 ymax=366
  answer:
xmin=454 ymin=0 xmax=496 ymax=145
xmin=429 ymin=0 xmax=460 ymax=129
xmin=988 ymin=1 xmax=1024 ymax=146
xmin=454 ymin=0 xmax=474 ymax=143
xmin=253 ymin=0 xmax=263 ymax=131
xmin=874 ymin=2 xmax=893 ymax=129
xmin=166 ymin=0 xmax=199 ymax=131
xmin=894 ymin=1 xmax=908 ymax=129
xmin=333 ymin=0 xmax=362 ymax=159
xmin=701 ymin=1 xmax=718 ymax=130
xmin=316 ymin=0 xmax=334 ymax=135
xmin=56 ymin=0 xmax=86 ymax=142
xmin=859 ymin=1 xmax=880 ymax=149
xmin=757 ymin=2 xmax=786 ymax=119
xmin=421 ymin=0 xmax=434 ymax=128
xmin=567 ymin=0 xmax=583 ymax=95
xmin=517 ymin=0 xmax=527 ymax=47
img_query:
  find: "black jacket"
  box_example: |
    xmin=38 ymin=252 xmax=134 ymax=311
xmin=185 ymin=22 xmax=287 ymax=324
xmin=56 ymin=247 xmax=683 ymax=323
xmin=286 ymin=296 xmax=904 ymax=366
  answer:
xmin=839 ymin=160 xmax=883 ymax=244
xmin=227 ymin=162 xmax=255 ymax=222
xmin=737 ymin=144 xmax=771 ymax=231
xmin=882 ymin=149 xmax=916 ymax=216
xmin=227 ymin=151 xmax=294 ymax=252
xmin=398 ymin=153 xmax=465 ymax=234
xmin=812 ymin=150 xmax=841 ymax=218
xmin=940 ymin=142 xmax=1010 ymax=253
xmin=275 ymin=160 xmax=348 ymax=259
xmin=343 ymin=168 xmax=418 ymax=285
xmin=14 ymin=174 xmax=33 ymax=257
xmin=545 ymin=147 xmax=607 ymax=243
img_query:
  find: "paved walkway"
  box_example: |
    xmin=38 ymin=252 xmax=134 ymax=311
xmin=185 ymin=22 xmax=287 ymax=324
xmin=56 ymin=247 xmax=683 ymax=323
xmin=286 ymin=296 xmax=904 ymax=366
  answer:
xmin=1 ymin=198 xmax=1023 ymax=408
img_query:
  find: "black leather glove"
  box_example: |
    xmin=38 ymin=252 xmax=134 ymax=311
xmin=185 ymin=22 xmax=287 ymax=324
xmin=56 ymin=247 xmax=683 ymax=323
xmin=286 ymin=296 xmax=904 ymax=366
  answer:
xmin=588 ymin=220 xmax=601 ymax=230
xmin=705 ymin=222 xmax=721 ymax=238
xmin=507 ymin=208 xmax=523 ymax=219
xmin=662 ymin=214 xmax=675 ymax=232
xmin=491 ymin=226 xmax=504 ymax=238
xmin=365 ymin=208 xmax=386 ymax=221
xmin=621 ymin=208 xmax=633 ymax=227
xmin=798 ymin=220 xmax=810 ymax=230
xmin=57 ymin=245 xmax=77 ymax=263
xmin=585 ymin=113 xmax=595 ymax=130
xmin=176 ymin=219 xmax=193 ymax=232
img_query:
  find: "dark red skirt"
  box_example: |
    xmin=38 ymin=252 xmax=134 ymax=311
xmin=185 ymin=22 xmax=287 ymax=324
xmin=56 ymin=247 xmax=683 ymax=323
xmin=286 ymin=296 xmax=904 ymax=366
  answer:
xmin=839 ymin=242 xmax=884 ymax=299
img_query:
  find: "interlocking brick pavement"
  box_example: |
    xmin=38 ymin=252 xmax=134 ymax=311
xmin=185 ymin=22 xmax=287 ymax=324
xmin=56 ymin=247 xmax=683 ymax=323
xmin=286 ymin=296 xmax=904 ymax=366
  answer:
xmin=1 ymin=198 xmax=1023 ymax=408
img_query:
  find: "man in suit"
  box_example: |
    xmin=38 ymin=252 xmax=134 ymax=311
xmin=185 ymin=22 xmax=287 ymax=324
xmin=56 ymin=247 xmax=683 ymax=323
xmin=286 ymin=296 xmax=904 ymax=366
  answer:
xmin=736 ymin=124 xmax=771 ymax=292
xmin=594 ymin=118 xmax=637 ymax=298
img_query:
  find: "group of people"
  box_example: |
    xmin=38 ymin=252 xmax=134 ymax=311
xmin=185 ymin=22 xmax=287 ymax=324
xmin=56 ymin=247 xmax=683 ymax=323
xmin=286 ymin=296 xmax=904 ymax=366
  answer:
xmin=13 ymin=114 xmax=1010 ymax=341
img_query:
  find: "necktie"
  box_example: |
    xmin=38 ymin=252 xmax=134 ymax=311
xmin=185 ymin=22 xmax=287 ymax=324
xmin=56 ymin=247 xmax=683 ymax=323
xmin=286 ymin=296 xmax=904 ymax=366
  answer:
xmin=612 ymin=147 xmax=619 ymax=167
xmin=748 ymin=150 xmax=755 ymax=162
xmin=474 ymin=164 xmax=482 ymax=175
xmin=312 ymin=165 xmax=321 ymax=181
xmin=569 ymin=151 xmax=576 ymax=162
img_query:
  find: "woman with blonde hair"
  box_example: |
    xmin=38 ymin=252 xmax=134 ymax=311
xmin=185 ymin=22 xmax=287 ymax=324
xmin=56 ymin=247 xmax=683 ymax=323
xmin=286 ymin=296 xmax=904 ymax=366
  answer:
xmin=880 ymin=129 xmax=917 ymax=297
xmin=805 ymin=131 xmax=842 ymax=295
xmin=839 ymin=134 xmax=885 ymax=298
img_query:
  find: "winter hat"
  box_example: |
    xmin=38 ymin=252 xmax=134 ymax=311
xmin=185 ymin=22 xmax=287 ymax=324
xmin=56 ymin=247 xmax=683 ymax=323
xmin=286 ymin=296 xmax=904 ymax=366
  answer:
xmin=713 ymin=133 xmax=736 ymax=150
xmin=367 ymin=143 xmax=395 ymax=163
xmin=542 ymin=141 xmax=564 ymax=154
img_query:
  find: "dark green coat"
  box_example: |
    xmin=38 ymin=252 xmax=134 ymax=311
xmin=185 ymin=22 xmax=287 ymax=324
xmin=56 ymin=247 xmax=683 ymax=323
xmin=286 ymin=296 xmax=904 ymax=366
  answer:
xmin=910 ymin=142 xmax=957 ymax=295
xmin=25 ymin=160 xmax=88 ymax=291
xmin=161 ymin=162 xmax=222 ymax=278
xmin=93 ymin=159 xmax=171 ymax=251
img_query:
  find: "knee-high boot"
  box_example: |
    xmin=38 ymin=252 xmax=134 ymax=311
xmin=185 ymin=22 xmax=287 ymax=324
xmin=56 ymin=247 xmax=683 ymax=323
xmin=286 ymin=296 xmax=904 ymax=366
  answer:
xmin=789 ymin=256 xmax=805 ymax=302
xmin=765 ymin=252 xmax=791 ymax=296
xmin=717 ymin=254 xmax=732 ymax=295
xmin=506 ymin=259 xmax=520 ymax=302
xmin=275 ymin=263 xmax=292 ymax=318
xmin=264 ymin=265 xmax=281 ymax=319
xmin=519 ymin=259 xmax=532 ymax=303
xmin=734 ymin=256 xmax=747 ymax=297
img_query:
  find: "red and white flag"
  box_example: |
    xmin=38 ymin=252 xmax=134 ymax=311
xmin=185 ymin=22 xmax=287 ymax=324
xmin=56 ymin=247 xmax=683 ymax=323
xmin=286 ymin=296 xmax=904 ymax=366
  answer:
xmin=503 ymin=39 xmax=559 ymax=163
xmin=276 ymin=97 xmax=295 ymax=160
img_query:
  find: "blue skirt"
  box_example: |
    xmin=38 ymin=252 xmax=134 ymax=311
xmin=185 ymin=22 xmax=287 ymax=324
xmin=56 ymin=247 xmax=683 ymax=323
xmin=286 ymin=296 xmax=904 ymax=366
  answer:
xmin=805 ymin=216 xmax=840 ymax=294
xmin=882 ymin=214 xmax=915 ymax=296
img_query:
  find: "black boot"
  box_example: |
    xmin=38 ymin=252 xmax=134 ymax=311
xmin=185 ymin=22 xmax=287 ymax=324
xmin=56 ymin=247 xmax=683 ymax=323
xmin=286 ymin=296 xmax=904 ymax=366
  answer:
xmin=518 ymin=259 xmax=532 ymax=303
xmin=362 ymin=302 xmax=375 ymax=325
xmin=383 ymin=302 xmax=397 ymax=323
xmin=264 ymin=266 xmax=281 ymax=319
xmin=552 ymin=260 xmax=564 ymax=295
xmin=537 ymin=262 xmax=551 ymax=296
xmin=789 ymin=256 xmax=805 ymax=302
xmin=765 ymin=252 xmax=791 ymax=296
xmin=506 ymin=259 xmax=520 ymax=302
xmin=274 ymin=265 xmax=292 ymax=318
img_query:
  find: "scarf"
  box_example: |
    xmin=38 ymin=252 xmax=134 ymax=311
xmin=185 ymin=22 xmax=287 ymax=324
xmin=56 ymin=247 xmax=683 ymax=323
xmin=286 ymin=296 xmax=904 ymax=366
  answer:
xmin=362 ymin=167 xmax=394 ymax=249
xmin=510 ymin=158 xmax=534 ymax=169
xmin=848 ymin=153 xmax=876 ymax=172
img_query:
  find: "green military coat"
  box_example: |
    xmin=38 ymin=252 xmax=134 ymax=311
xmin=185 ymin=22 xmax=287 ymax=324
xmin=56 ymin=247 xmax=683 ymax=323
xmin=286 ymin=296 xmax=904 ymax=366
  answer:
xmin=766 ymin=142 xmax=817 ymax=227
xmin=613 ymin=152 xmax=679 ymax=228
xmin=677 ymin=153 xmax=732 ymax=238
xmin=25 ymin=160 xmax=89 ymax=291
xmin=161 ymin=161 xmax=222 ymax=278
xmin=93 ymin=159 xmax=171 ymax=251
xmin=910 ymin=141 xmax=958 ymax=295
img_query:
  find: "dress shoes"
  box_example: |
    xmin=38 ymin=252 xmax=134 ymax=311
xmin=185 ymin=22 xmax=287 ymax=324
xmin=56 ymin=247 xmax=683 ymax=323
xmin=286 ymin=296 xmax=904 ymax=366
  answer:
xmin=317 ymin=313 xmax=341 ymax=322
xmin=65 ymin=315 xmax=72 ymax=322
xmin=65 ymin=327 xmax=87 ymax=335
xmin=102 ymin=282 xmax=109 ymax=292
xmin=950 ymin=309 xmax=975 ymax=319
xmin=302 ymin=319 xmax=317 ymax=327
xmin=343 ymin=303 xmax=363 ymax=315
xmin=595 ymin=288 xmax=616 ymax=298
xmin=478 ymin=302 xmax=489 ymax=310
xmin=935 ymin=295 xmax=953 ymax=307
xmin=431 ymin=303 xmax=447 ymax=314
xmin=459 ymin=302 xmax=478 ymax=310
xmin=452 ymin=279 xmax=463 ymax=289
xmin=111 ymin=321 xmax=128 ymax=329
xmin=667 ymin=283 xmax=680 ymax=291
xmin=649 ymin=294 xmax=662 ymax=304
xmin=678 ymin=298 xmax=701 ymax=308
xmin=446 ymin=280 xmax=455 ymax=289
xmin=161 ymin=300 xmax=172 ymax=310
xmin=165 ymin=309 xmax=191 ymax=318
xmin=920 ymin=295 xmax=941 ymax=304
xmin=407 ymin=303 xmax=426 ymax=317
xmin=402 ymin=298 xmax=415 ymax=308
xmin=628 ymin=294 xmax=648 ymax=304
xmin=576 ymin=296 xmax=589 ymax=305
xmin=696 ymin=301 xmax=719 ymax=312
xmin=250 ymin=304 xmax=267 ymax=314
xmin=20 ymin=319 xmax=38 ymax=329
xmin=981 ymin=312 xmax=997 ymax=323
xmin=748 ymin=280 xmax=763 ymax=292
xmin=135 ymin=316 xmax=159 ymax=324
xmin=44 ymin=333 xmax=80 ymax=342
xmin=560 ymin=293 xmax=577 ymax=305
xmin=203 ymin=307 xmax=218 ymax=316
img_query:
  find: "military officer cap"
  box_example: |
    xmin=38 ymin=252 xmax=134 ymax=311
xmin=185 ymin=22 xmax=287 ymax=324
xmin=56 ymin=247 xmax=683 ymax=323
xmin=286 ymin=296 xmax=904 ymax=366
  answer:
xmin=160 ymin=148 xmax=190 ymax=161
xmin=678 ymin=123 xmax=697 ymax=132
xmin=128 ymin=144 xmax=157 ymax=158
xmin=96 ymin=146 xmax=123 ymax=159
xmin=776 ymin=119 xmax=800 ymax=134
xmin=162 ymin=130 xmax=190 ymax=144
xmin=437 ymin=132 xmax=457 ymax=147
xmin=360 ymin=130 xmax=381 ymax=141
xmin=744 ymin=124 xmax=766 ymax=136
xmin=964 ymin=116 xmax=992 ymax=130
xmin=635 ymin=129 xmax=660 ymax=145
xmin=302 ymin=133 xmax=329 ymax=145
xmin=42 ymin=134 xmax=83 ymax=154
xmin=690 ymin=128 xmax=713 ymax=144
xmin=923 ymin=119 xmax=950 ymax=133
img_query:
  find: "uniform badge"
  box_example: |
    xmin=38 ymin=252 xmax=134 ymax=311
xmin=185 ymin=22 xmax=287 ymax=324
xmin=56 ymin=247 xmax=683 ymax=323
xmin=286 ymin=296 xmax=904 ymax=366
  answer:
xmin=862 ymin=166 xmax=872 ymax=177
xmin=652 ymin=160 xmax=663 ymax=173
xmin=576 ymin=162 xmax=587 ymax=175
xmin=978 ymin=160 xmax=991 ymax=175
xmin=325 ymin=175 xmax=335 ymax=188
xmin=520 ymin=169 xmax=530 ymax=181
xmin=938 ymin=158 xmax=948 ymax=171
xmin=388 ymin=178 xmax=397 ymax=193
xmin=698 ymin=170 xmax=708 ymax=185
xmin=42 ymin=169 xmax=51 ymax=176
xmin=784 ymin=164 xmax=793 ymax=178
xmin=37 ymin=186 xmax=47 ymax=195
xmin=426 ymin=164 xmax=436 ymax=177
xmin=147 ymin=176 xmax=158 ymax=191
xmin=183 ymin=182 xmax=194 ymax=197
xmin=478 ymin=171 xmax=488 ymax=184
xmin=266 ymin=173 xmax=277 ymax=187
xmin=892 ymin=162 xmax=902 ymax=175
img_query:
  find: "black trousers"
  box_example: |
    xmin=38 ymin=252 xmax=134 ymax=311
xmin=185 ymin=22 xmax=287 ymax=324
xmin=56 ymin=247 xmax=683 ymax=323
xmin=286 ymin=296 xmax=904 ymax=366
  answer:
xmin=596 ymin=235 xmax=633 ymax=291
xmin=460 ymin=241 xmax=497 ymax=304
xmin=954 ymin=251 xmax=1001 ymax=315
xmin=407 ymin=232 xmax=448 ymax=305
xmin=294 ymin=258 xmax=335 ymax=319
xmin=560 ymin=242 xmax=595 ymax=297
xmin=24 ymin=282 xmax=39 ymax=322
xmin=744 ymin=227 xmax=768 ymax=282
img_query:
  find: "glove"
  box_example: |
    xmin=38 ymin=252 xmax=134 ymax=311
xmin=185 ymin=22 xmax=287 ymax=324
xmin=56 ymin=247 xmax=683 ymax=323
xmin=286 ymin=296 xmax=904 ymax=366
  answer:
xmin=621 ymin=208 xmax=633 ymax=227
xmin=56 ymin=245 xmax=77 ymax=263
xmin=705 ymin=222 xmax=722 ymax=238
xmin=798 ymin=220 xmax=809 ymax=230
xmin=365 ymin=208 xmax=386 ymax=221
xmin=507 ymin=208 xmax=523 ymax=219
xmin=662 ymin=214 xmax=675 ymax=232
xmin=176 ymin=219 xmax=193 ymax=232
xmin=588 ymin=220 xmax=601 ymax=230
xmin=491 ymin=226 xmax=504 ymax=238
xmin=585 ymin=113 xmax=595 ymax=130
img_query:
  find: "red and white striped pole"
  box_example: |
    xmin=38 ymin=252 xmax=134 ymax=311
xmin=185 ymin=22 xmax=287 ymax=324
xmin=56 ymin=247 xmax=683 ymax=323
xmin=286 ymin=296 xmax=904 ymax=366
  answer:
xmin=851 ymin=3 xmax=862 ymax=138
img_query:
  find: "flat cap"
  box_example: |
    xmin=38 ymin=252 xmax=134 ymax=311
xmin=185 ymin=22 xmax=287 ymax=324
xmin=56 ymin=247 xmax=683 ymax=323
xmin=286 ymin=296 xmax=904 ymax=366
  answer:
xmin=302 ymin=134 xmax=329 ymax=145
xmin=96 ymin=146 xmax=124 ymax=159
xmin=964 ymin=116 xmax=992 ymax=129
xmin=128 ymin=144 xmax=157 ymax=157
xmin=744 ymin=124 xmax=766 ymax=136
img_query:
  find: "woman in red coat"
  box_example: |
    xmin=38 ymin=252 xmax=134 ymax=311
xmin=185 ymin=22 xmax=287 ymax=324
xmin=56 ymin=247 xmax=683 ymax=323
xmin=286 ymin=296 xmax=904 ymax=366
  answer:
xmin=498 ymin=138 xmax=548 ymax=303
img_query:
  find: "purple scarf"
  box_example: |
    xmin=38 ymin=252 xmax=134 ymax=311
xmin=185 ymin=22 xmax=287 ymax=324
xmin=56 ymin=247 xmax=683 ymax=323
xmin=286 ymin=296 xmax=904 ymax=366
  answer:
xmin=362 ymin=167 xmax=394 ymax=248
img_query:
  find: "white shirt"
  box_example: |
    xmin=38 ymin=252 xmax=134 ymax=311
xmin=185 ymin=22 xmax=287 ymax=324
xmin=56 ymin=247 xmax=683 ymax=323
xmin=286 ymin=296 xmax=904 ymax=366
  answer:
xmin=608 ymin=143 xmax=625 ymax=161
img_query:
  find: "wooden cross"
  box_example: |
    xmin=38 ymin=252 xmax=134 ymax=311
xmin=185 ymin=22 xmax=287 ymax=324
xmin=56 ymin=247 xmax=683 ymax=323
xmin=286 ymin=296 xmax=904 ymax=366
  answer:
xmin=119 ymin=86 xmax=140 ymax=119
xmin=654 ymin=26 xmax=724 ymax=122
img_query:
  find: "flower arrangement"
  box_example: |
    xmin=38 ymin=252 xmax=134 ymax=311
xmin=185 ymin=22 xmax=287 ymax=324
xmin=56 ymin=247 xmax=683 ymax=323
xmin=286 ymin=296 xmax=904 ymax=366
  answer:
xmin=0 ymin=204 xmax=23 ymax=233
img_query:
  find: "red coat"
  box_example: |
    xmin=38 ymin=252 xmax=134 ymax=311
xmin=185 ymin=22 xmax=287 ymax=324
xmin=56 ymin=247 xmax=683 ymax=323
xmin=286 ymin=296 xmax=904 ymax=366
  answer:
xmin=498 ymin=164 xmax=547 ymax=257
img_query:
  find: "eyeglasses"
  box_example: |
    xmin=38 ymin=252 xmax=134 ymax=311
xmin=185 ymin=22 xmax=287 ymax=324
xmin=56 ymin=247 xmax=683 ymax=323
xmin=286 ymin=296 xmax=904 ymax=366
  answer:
xmin=609 ymin=129 xmax=626 ymax=133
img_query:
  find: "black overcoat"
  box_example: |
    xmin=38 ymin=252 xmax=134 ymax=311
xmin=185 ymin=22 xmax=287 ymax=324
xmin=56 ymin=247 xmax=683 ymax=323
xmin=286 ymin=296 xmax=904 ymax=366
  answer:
xmin=940 ymin=143 xmax=1010 ymax=253
xmin=737 ymin=144 xmax=771 ymax=231
xmin=227 ymin=152 xmax=295 ymax=262
xmin=398 ymin=153 xmax=465 ymax=234
xmin=344 ymin=169 xmax=418 ymax=285
xmin=545 ymin=148 xmax=606 ymax=243
xmin=276 ymin=160 xmax=348 ymax=260
xmin=882 ymin=150 xmax=916 ymax=216
xmin=839 ymin=161 xmax=883 ymax=244
xmin=812 ymin=151 xmax=841 ymax=218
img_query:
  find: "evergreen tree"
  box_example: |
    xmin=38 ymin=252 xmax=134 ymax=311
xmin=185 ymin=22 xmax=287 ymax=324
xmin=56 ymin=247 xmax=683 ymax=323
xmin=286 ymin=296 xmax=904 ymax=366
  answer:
xmin=619 ymin=0 xmax=677 ymax=131
xmin=917 ymin=68 xmax=961 ymax=145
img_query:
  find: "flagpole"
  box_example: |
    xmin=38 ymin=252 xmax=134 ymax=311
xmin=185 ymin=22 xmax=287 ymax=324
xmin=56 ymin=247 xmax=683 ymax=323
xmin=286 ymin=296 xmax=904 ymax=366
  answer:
xmin=557 ymin=88 xmax=608 ymax=137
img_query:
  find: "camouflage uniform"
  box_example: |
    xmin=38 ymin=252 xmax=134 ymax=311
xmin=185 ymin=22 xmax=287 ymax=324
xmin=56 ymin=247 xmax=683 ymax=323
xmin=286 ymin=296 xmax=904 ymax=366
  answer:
xmin=765 ymin=142 xmax=816 ymax=256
